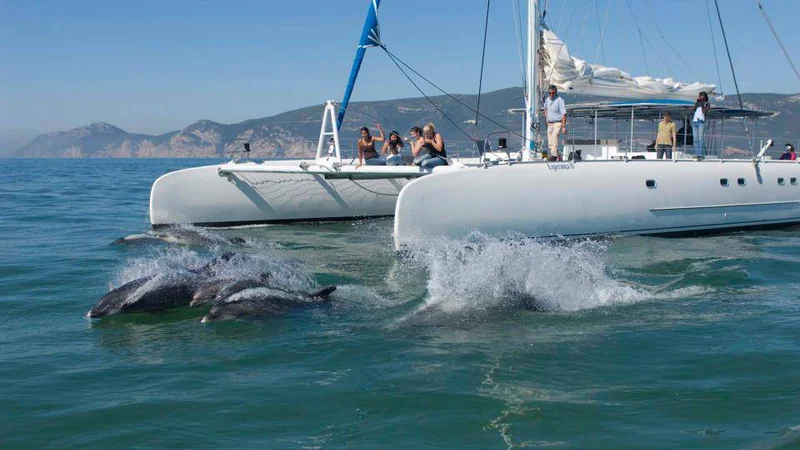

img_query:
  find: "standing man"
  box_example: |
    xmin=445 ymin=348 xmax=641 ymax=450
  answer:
xmin=655 ymin=111 xmax=677 ymax=159
xmin=543 ymin=85 xmax=567 ymax=160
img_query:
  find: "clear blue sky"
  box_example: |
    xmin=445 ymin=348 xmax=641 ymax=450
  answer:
xmin=1 ymin=0 xmax=798 ymax=141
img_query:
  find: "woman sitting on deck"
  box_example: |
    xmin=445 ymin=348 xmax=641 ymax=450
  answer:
xmin=357 ymin=124 xmax=386 ymax=167
xmin=382 ymin=131 xmax=405 ymax=166
xmin=412 ymin=123 xmax=448 ymax=169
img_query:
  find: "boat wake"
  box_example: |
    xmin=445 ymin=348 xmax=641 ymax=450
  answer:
xmin=399 ymin=234 xmax=646 ymax=319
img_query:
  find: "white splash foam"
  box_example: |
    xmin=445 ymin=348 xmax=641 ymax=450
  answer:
xmin=403 ymin=234 xmax=647 ymax=316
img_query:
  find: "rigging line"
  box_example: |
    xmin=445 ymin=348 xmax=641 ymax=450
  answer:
xmin=713 ymin=0 xmax=752 ymax=153
xmin=757 ymin=0 xmax=800 ymax=83
xmin=511 ymin=0 xmax=527 ymax=94
xmin=381 ymin=46 xmax=526 ymax=140
xmin=704 ymin=0 xmax=724 ymax=93
xmin=382 ymin=48 xmax=476 ymax=143
xmin=624 ymin=0 xmax=650 ymax=76
xmin=474 ymin=0 xmax=492 ymax=143
xmin=593 ymin=0 xmax=610 ymax=66
xmin=547 ymin=0 xmax=582 ymax=66
xmin=574 ymin=3 xmax=592 ymax=57
xmin=559 ymin=0 xmax=581 ymax=44
xmin=555 ymin=0 xmax=565 ymax=35
xmin=643 ymin=0 xmax=702 ymax=81
xmin=639 ymin=33 xmax=673 ymax=79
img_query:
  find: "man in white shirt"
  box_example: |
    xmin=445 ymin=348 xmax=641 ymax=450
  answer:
xmin=542 ymin=85 xmax=567 ymax=159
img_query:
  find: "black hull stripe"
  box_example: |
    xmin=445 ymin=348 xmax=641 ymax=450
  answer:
xmin=151 ymin=214 xmax=395 ymax=229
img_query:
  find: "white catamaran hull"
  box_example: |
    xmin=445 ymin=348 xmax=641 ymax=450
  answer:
xmin=149 ymin=160 xmax=466 ymax=227
xmin=393 ymin=160 xmax=800 ymax=249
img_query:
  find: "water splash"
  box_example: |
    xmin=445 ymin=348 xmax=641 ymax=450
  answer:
xmin=403 ymin=234 xmax=646 ymax=317
xmin=113 ymin=248 xmax=316 ymax=294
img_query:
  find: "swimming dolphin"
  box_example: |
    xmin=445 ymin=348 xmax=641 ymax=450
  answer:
xmin=201 ymin=286 xmax=336 ymax=323
xmin=87 ymin=274 xmax=196 ymax=318
xmin=112 ymin=229 xmax=245 ymax=247
xmin=189 ymin=273 xmax=271 ymax=307
xmin=87 ymin=253 xmax=243 ymax=318
xmin=155 ymin=228 xmax=246 ymax=247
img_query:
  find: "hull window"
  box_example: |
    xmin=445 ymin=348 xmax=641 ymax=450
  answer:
xmin=738 ymin=178 xmax=746 ymax=186
xmin=778 ymin=177 xmax=786 ymax=185
xmin=720 ymin=178 xmax=729 ymax=187
xmin=645 ymin=179 xmax=656 ymax=189
xmin=792 ymin=177 xmax=798 ymax=185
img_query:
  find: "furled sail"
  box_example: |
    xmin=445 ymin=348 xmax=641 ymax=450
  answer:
xmin=541 ymin=28 xmax=717 ymax=99
xmin=337 ymin=0 xmax=382 ymax=129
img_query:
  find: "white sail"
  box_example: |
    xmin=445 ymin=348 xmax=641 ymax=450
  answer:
xmin=541 ymin=28 xmax=717 ymax=99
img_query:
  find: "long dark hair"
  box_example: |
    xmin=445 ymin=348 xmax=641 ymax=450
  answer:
xmin=360 ymin=126 xmax=371 ymax=139
xmin=388 ymin=131 xmax=404 ymax=151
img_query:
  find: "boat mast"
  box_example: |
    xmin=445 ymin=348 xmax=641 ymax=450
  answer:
xmin=525 ymin=0 xmax=541 ymax=158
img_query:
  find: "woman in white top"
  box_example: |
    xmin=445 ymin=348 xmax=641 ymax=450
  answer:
xmin=691 ymin=92 xmax=711 ymax=157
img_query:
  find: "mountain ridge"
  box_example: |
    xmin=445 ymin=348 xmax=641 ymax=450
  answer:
xmin=12 ymin=88 xmax=800 ymax=158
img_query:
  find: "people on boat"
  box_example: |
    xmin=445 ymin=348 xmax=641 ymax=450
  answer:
xmin=691 ymin=91 xmax=711 ymax=156
xmin=382 ymin=131 xmax=405 ymax=166
xmin=656 ymin=111 xmax=677 ymax=159
xmin=409 ymin=126 xmax=425 ymax=165
xmin=779 ymin=143 xmax=797 ymax=160
xmin=357 ymin=124 xmax=386 ymax=167
xmin=412 ymin=123 xmax=448 ymax=169
xmin=543 ymin=85 xmax=567 ymax=159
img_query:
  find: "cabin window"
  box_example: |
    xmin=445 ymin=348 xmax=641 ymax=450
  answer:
xmin=645 ymin=179 xmax=656 ymax=189
xmin=792 ymin=177 xmax=798 ymax=185
xmin=720 ymin=178 xmax=729 ymax=187
xmin=738 ymin=178 xmax=746 ymax=186
xmin=778 ymin=177 xmax=785 ymax=185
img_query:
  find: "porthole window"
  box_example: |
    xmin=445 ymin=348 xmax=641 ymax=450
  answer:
xmin=791 ymin=177 xmax=797 ymax=185
xmin=778 ymin=177 xmax=785 ymax=185
xmin=720 ymin=178 xmax=729 ymax=187
xmin=738 ymin=178 xmax=746 ymax=186
xmin=645 ymin=179 xmax=656 ymax=189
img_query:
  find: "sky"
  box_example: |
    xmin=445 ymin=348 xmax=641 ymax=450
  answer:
xmin=1 ymin=0 xmax=799 ymax=144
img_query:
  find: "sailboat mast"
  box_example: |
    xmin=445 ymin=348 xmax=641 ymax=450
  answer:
xmin=525 ymin=0 xmax=540 ymax=155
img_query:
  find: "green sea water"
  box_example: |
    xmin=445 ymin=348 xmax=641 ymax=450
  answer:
xmin=2 ymin=158 xmax=800 ymax=449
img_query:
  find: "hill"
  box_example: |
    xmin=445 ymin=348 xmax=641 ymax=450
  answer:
xmin=13 ymin=89 xmax=800 ymax=158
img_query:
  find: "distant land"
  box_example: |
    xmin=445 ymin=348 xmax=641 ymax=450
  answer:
xmin=8 ymin=88 xmax=800 ymax=158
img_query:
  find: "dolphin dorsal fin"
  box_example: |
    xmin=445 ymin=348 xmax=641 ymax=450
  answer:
xmin=309 ymin=286 xmax=336 ymax=301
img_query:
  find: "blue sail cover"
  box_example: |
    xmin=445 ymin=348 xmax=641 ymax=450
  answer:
xmin=337 ymin=0 xmax=382 ymax=129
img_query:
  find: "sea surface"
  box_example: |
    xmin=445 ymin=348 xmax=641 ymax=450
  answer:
xmin=2 ymin=158 xmax=800 ymax=449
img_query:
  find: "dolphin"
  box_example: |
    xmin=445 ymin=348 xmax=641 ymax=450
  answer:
xmin=154 ymin=228 xmax=246 ymax=247
xmin=189 ymin=273 xmax=272 ymax=307
xmin=88 ymin=274 xmax=158 ymax=317
xmin=87 ymin=274 xmax=197 ymax=318
xmin=188 ymin=272 xmax=268 ymax=307
xmin=111 ymin=229 xmax=246 ymax=247
xmin=201 ymin=286 xmax=336 ymax=323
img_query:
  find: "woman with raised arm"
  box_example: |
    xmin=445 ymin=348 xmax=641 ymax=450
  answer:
xmin=357 ymin=124 xmax=385 ymax=167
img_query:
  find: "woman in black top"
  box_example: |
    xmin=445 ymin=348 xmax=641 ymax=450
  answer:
xmin=412 ymin=123 xmax=448 ymax=169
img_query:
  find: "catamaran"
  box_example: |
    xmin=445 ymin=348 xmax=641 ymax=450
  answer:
xmin=149 ymin=0 xmax=481 ymax=228
xmin=392 ymin=0 xmax=800 ymax=249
